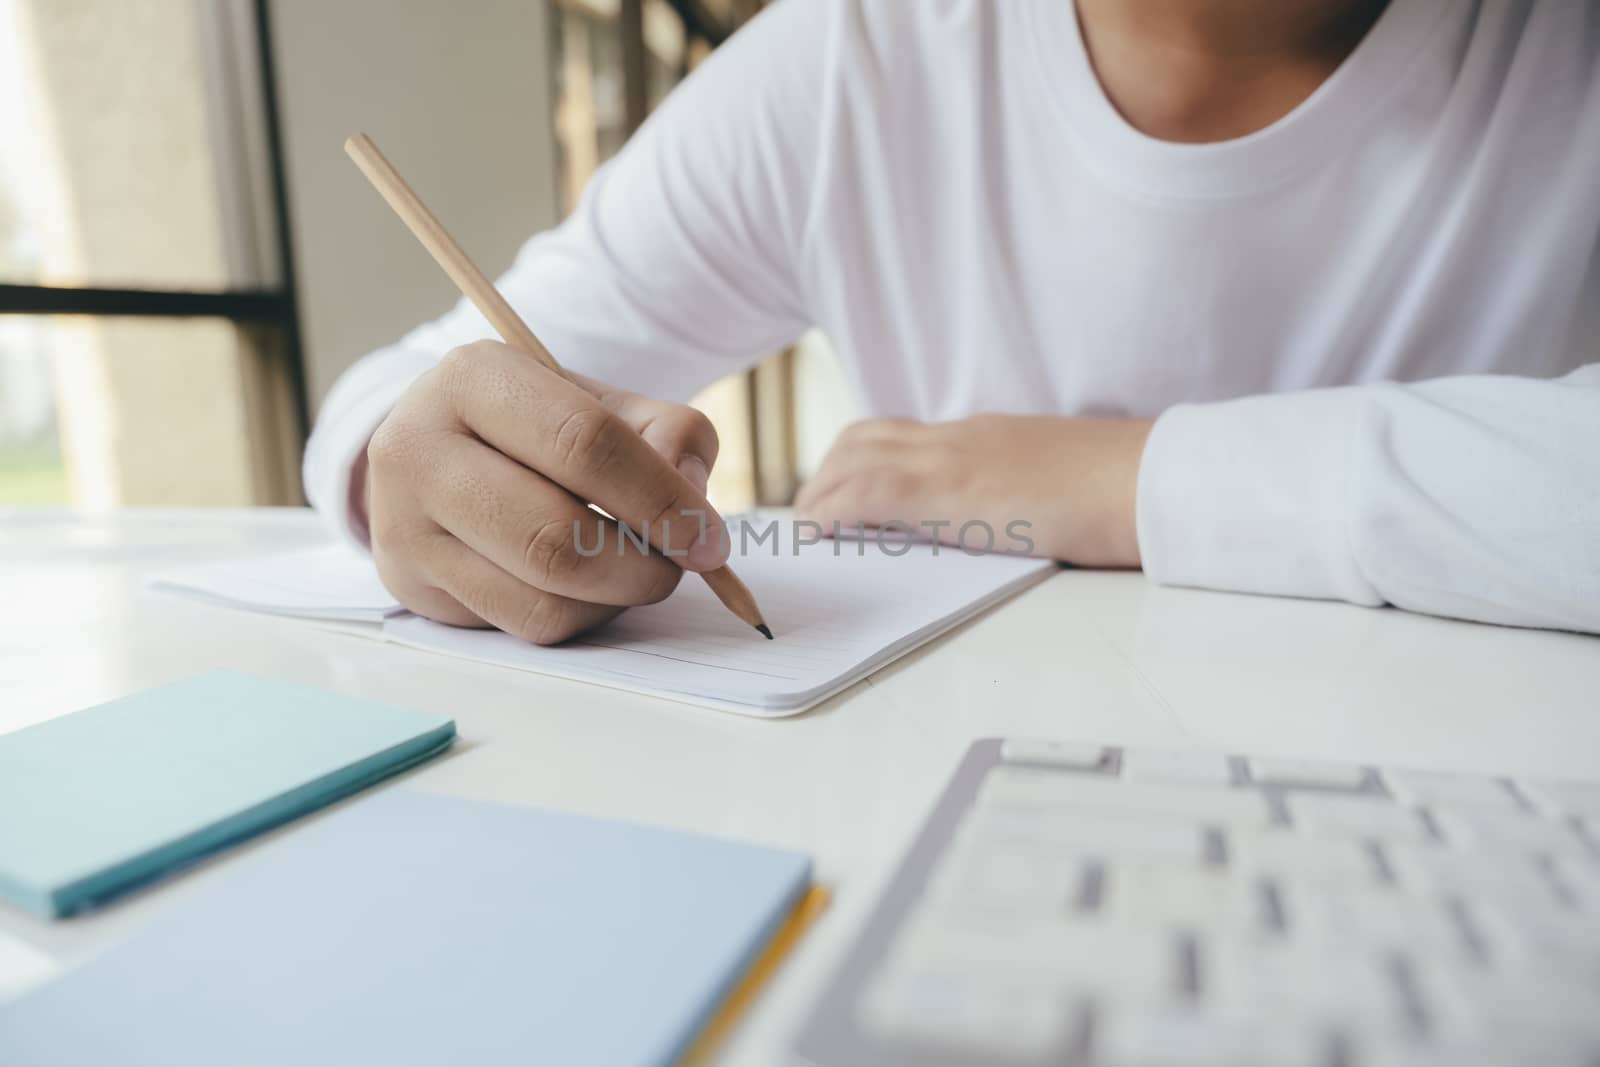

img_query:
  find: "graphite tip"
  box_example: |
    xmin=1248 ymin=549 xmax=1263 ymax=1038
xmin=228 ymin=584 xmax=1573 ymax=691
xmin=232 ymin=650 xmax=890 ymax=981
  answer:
xmin=755 ymin=623 xmax=774 ymax=640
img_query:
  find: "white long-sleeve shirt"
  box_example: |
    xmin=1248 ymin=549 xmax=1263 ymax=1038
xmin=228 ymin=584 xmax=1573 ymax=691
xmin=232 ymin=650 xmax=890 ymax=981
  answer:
xmin=306 ymin=0 xmax=1600 ymax=634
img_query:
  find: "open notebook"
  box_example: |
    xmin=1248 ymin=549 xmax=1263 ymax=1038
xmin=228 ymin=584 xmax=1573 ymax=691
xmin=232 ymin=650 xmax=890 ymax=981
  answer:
xmin=151 ymin=517 xmax=1055 ymax=716
xmin=148 ymin=544 xmax=404 ymax=623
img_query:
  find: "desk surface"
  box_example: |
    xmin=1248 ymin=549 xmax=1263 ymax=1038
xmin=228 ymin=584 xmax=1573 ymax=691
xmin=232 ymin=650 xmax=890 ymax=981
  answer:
xmin=3 ymin=508 xmax=1598 ymax=1062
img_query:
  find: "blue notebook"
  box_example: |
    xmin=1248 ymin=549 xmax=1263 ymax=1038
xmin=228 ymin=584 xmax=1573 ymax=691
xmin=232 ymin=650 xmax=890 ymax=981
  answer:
xmin=0 ymin=791 xmax=816 ymax=1067
xmin=0 ymin=671 xmax=455 ymax=918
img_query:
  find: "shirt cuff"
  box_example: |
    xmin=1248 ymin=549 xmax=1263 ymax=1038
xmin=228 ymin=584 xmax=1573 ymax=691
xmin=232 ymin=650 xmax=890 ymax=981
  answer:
xmin=1135 ymin=387 xmax=1383 ymax=607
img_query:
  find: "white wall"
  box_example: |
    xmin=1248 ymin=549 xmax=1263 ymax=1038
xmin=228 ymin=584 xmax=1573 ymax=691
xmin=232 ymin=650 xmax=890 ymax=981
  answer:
xmin=267 ymin=0 xmax=560 ymax=414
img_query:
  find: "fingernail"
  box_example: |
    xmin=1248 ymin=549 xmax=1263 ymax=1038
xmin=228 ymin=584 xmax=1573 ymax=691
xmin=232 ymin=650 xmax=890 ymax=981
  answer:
xmin=678 ymin=455 xmax=710 ymax=494
xmin=688 ymin=514 xmax=729 ymax=569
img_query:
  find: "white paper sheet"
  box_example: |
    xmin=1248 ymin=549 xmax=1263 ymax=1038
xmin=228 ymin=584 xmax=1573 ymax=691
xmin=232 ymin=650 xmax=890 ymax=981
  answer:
xmin=148 ymin=545 xmax=403 ymax=623
xmin=384 ymin=522 xmax=1054 ymax=715
xmin=150 ymin=521 xmax=1055 ymax=715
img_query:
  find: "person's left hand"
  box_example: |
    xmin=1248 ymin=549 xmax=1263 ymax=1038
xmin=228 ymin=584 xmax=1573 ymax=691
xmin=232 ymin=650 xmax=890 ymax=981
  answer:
xmin=793 ymin=414 xmax=1155 ymax=566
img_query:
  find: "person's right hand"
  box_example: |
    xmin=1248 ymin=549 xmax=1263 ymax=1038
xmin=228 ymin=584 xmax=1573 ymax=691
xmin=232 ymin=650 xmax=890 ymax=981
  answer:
xmin=356 ymin=339 xmax=730 ymax=644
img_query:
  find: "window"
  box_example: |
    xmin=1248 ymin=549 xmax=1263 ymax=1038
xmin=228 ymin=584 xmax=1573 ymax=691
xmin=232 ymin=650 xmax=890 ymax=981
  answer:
xmin=0 ymin=0 xmax=303 ymax=507
xmin=0 ymin=0 xmax=799 ymax=513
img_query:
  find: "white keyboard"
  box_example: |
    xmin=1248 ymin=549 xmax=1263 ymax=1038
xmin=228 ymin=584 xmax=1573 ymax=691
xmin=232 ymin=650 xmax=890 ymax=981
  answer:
xmin=795 ymin=739 xmax=1600 ymax=1067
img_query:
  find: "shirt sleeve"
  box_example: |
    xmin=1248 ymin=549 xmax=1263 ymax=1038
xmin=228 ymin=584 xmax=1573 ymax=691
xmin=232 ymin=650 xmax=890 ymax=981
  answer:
xmin=1136 ymin=363 xmax=1600 ymax=634
xmin=303 ymin=0 xmax=829 ymax=544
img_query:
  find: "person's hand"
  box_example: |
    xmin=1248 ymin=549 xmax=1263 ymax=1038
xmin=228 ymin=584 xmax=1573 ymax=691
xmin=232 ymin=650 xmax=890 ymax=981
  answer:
xmin=356 ymin=340 xmax=730 ymax=644
xmin=794 ymin=414 xmax=1154 ymax=566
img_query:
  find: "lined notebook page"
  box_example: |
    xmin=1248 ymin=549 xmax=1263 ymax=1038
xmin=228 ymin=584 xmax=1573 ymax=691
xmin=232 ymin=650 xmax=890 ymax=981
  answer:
xmin=149 ymin=546 xmax=402 ymax=623
xmin=384 ymin=525 xmax=1054 ymax=715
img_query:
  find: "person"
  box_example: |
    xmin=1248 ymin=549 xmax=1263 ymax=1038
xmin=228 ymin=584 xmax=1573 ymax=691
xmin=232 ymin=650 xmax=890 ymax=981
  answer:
xmin=305 ymin=0 xmax=1600 ymax=646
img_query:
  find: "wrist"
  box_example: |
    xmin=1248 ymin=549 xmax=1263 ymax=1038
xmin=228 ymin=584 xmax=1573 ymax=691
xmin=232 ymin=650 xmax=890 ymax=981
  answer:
xmin=1107 ymin=416 xmax=1155 ymax=567
xmin=1036 ymin=415 xmax=1153 ymax=567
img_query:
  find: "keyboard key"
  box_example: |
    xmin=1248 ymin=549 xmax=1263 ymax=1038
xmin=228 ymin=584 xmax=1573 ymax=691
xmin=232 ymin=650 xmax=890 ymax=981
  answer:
xmin=1284 ymin=793 xmax=1435 ymax=843
xmin=1230 ymin=832 xmax=1380 ymax=886
xmin=1433 ymin=809 xmax=1592 ymax=858
xmin=1121 ymin=748 xmax=1234 ymax=788
xmin=1000 ymin=738 xmax=1111 ymax=770
xmin=1202 ymin=942 xmax=1408 ymax=1029
xmin=924 ymin=839 xmax=1080 ymax=913
xmin=962 ymin=806 xmax=1207 ymax=866
xmin=983 ymin=769 xmax=1273 ymax=830
xmin=1382 ymin=770 xmax=1523 ymax=812
xmin=1095 ymin=1005 xmax=1327 ymax=1067
xmin=858 ymin=967 xmax=1073 ymax=1056
xmin=1281 ymin=884 xmax=1475 ymax=961
xmin=1102 ymin=865 xmax=1269 ymax=937
xmin=1475 ymin=904 xmax=1600 ymax=979
xmin=1418 ymin=964 xmax=1600 ymax=1039
xmin=889 ymin=911 xmax=1182 ymax=999
xmin=1247 ymin=757 xmax=1367 ymax=790
xmin=1518 ymin=780 xmax=1600 ymax=823
xmin=1384 ymin=842 xmax=1560 ymax=909
xmin=1551 ymin=855 xmax=1600 ymax=910
xmin=1360 ymin=1035 xmax=1600 ymax=1067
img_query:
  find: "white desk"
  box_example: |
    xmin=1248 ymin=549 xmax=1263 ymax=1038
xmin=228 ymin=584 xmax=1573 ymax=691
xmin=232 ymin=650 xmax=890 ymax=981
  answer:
xmin=3 ymin=508 xmax=1598 ymax=1063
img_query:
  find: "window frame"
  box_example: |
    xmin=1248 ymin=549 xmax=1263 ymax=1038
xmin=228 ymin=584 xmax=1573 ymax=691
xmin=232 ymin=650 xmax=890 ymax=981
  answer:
xmin=0 ymin=0 xmax=309 ymax=444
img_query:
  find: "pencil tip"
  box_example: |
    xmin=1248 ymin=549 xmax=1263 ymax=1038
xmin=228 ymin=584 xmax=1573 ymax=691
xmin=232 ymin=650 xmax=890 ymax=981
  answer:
xmin=756 ymin=624 xmax=774 ymax=640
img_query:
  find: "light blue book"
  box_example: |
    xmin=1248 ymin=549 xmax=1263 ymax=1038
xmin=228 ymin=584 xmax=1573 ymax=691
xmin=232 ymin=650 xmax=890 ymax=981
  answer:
xmin=0 ymin=791 xmax=816 ymax=1067
xmin=0 ymin=671 xmax=455 ymax=918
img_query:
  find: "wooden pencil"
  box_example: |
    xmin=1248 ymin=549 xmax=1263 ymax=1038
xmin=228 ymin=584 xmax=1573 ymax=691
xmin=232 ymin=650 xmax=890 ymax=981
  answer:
xmin=344 ymin=132 xmax=771 ymax=639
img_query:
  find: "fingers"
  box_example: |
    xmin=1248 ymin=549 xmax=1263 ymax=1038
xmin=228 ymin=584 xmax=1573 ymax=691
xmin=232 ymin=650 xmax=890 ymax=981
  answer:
xmin=415 ymin=530 xmax=622 ymax=645
xmin=631 ymin=401 xmax=720 ymax=494
xmin=794 ymin=419 xmax=938 ymax=526
xmin=795 ymin=466 xmax=919 ymax=529
xmin=579 ymin=375 xmax=721 ymax=494
xmin=408 ymin=432 xmax=685 ymax=607
xmin=436 ymin=342 xmax=729 ymax=570
xmin=371 ymin=524 xmax=486 ymax=628
xmin=364 ymin=344 xmax=717 ymax=648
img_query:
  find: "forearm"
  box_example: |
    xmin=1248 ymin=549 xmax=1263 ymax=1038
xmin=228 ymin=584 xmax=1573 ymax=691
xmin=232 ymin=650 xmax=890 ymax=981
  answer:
xmin=1137 ymin=365 xmax=1600 ymax=633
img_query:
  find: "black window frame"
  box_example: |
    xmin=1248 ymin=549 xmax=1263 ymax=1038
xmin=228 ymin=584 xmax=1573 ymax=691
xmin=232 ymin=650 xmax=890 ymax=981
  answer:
xmin=0 ymin=0 xmax=309 ymax=443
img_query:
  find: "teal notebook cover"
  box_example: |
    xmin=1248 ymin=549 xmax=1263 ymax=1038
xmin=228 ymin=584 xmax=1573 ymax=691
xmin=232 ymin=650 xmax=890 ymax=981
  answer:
xmin=0 ymin=671 xmax=455 ymax=918
xmin=0 ymin=791 xmax=814 ymax=1067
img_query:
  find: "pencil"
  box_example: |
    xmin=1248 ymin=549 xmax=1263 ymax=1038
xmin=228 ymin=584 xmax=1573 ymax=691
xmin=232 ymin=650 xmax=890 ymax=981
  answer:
xmin=344 ymin=132 xmax=772 ymax=640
